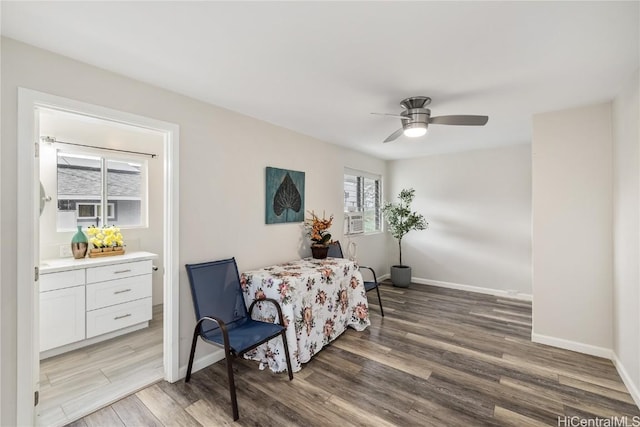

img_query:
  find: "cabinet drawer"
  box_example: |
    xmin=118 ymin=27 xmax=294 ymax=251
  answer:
xmin=86 ymin=297 xmax=152 ymax=338
xmin=86 ymin=274 xmax=152 ymax=311
xmin=40 ymin=269 xmax=85 ymax=292
xmin=86 ymin=260 xmax=152 ymax=284
xmin=40 ymin=286 xmax=85 ymax=352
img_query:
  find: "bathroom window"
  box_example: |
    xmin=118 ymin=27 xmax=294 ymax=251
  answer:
xmin=56 ymin=151 xmax=147 ymax=231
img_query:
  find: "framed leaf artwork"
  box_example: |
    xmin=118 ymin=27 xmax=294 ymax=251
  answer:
xmin=265 ymin=167 xmax=305 ymax=224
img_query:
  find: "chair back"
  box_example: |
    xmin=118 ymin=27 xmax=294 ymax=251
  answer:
xmin=185 ymin=258 xmax=248 ymax=334
xmin=327 ymin=241 xmax=344 ymax=258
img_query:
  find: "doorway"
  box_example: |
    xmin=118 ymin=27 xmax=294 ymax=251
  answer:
xmin=16 ymin=89 xmax=180 ymax=426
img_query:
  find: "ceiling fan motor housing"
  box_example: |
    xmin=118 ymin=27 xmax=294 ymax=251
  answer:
xmin=400 ymin=96 xmax=432 ymax=131
xmin=400 ymin=96 xmax=431 ymax=110
xmin=401 ymin=108 xmax=431 ymax=131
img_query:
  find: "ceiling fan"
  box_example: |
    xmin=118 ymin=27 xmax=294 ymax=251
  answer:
xmin=372 ymin=96 xmax=489 ymax=143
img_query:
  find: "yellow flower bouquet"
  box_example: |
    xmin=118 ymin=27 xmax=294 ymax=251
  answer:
xmin=87 ymin=225 xmax=125 ymax=257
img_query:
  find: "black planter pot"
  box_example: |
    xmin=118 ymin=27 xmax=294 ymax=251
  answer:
xmin=311 ymin=245 xmax=329 ymax=259
xmin=390 ymin=265 xmax=411 ymax=287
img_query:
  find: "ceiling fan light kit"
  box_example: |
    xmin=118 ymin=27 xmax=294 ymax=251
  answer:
xmin=373 ymin=96 xmax=489 ymax=143
xmin=403 ymin=123 xmax=427 ymax=137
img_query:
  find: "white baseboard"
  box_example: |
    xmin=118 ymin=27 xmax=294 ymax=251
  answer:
xmin=531 ymin=335 xmax=640 ymax=409
xmin=177 ymin=349 xmax=225 ymax=379
xmin=612 ymin=353 xmax=640 ymax=409
xmin=377 ymin=273 xmax=390 ymax=281
xmin=411 ymin=277 xmax=532 ymax=301
xmin=531 ymin=332 xmax=613 ymax=359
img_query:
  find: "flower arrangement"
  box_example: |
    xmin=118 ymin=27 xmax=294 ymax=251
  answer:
xmin=87 ymin=225 xmax=125 ymax=249
xmin=305 ymin=210 xmax=333 ymax=246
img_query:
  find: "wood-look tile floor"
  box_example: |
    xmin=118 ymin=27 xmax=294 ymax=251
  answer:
xmin=39 ymin=305 xmax=164 ymax=427
xmin=67 ymin=283 xmax=639 ymax=426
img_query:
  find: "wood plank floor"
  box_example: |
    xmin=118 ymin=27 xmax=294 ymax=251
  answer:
xmin=66 ymin=282 xmax=639 ymax=426
xmin=40 ymin=305 xmax=164 ymax=427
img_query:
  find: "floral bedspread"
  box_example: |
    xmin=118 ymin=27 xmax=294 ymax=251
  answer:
xmin=240 ymin=257 xmax=370 ymax=373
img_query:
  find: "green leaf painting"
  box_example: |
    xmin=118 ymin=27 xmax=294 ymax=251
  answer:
xmin=266 ymin=167 xmax=305 ymax=224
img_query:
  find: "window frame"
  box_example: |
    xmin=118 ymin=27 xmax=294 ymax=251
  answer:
xmin=343 ymin=167 xmax=382 ymax=234
xmin=76 ymin=202 xmax=116 ymax=220
xmin=55 ymin=148 xmax=149 ymax=231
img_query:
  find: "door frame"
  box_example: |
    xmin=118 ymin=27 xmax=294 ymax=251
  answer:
xmin=16 ymin=88 xmax=180 ymax=425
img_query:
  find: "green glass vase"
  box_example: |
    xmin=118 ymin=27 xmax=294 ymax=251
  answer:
xmin=71 ymin=225 xmax=88 ymax=259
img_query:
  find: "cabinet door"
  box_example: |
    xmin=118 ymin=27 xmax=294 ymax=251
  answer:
xmin=40 ymin=286 xmax=85 ymax=352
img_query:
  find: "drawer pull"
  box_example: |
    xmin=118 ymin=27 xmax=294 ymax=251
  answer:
xmin=113 ymin=289 xmax=132 ymax=295
xmin=113 ymin=269 xmax=132 ymax=274
xmin=114 ymin=313 xmax=132 ymax=320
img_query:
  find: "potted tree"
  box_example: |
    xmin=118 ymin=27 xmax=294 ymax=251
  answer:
xmin=382 ymin=188 xmax=427 ymax=287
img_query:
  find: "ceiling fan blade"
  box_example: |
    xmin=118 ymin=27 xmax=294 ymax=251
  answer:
xmin=429 ymin=115 xmax=489 ymax=126
xmin=383 ymin=128 xmax=404 ymax=143
xmin=371 ymin=112 xmax=411 ymax=120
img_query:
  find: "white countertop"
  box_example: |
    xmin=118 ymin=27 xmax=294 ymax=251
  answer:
xmin=40 ymin=251 xmax=158 ymax=274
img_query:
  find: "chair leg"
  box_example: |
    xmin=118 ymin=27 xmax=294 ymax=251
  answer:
xmin=375 ymin=285 xmax=384 ymax=317
xmin=185 ymin=327 xmax=200 ymax=382
xmin=224 ymin=345 xmax=239 ymax=421
xmin=280 ymin=331 xmax=294 ymax=380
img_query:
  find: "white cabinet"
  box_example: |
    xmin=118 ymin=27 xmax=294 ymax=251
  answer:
xmin=39 ymin=252 xmax=156 ymax=358
xmin=86 ymin=260 xmax=152 ymax=284
xmin=86 ymin=274 xmax=152 ymax=311
xmin=40 ymin=285 xmax=85 ymax=352
xmin=40 ymin=269 xmax=84 ymax=292
xmin=87 ymin=298 xmax=152 ymax=338
xmin=85 ymin=260 xmax=152 ymax=339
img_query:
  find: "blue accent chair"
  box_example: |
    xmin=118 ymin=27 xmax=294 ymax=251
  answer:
xmin=185 ymin=258 xmax=293 ymax=421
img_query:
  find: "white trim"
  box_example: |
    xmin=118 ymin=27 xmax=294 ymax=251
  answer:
xmin=0 ymin=99 xmax=2 ymax=420
xmin=164 ymin=113 xmax=180 ymax=383
xmin=17 ymin=88 xmax=40 ymax=427
xmin=531 ymin=332 xmax=613 ymax=359
xmin=410 ymin=277 xmax=533 ymax=301
xmin=16 ymin=88 xmax=180 ymax=425
xmin=58 ymin=195 xmax=141 ymax=201
xmin=178 ymin=349 xmax=225 ymax=379
xmin=612 ymin=353 xmax=640 ymax=409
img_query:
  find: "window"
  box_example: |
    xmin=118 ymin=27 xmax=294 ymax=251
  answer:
xmin=344 ymin=168 xmax=382 ymax=233
xmin=56 ymin=151 xmax=147 ymax=231
xmin=76 ymin=202 xmax=115 ymax=219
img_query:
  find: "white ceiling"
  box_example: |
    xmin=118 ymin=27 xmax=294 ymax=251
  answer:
xmin=2 ymin=1 xmax=638 ymax=160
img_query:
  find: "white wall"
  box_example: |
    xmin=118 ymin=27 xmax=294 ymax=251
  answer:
xmin=532 ymin=102 xmax=613 ymax=355
xmin=0 ymin=37 xmax=387 ymax=425
xmin=387 ymin=144 xmax=532 ymax=296
xmin=612 ymin=69 xmax=640 ymax=401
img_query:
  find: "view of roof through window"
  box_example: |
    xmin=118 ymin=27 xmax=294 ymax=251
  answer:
xmin=56 ymin=152 xmax=144 ymax=229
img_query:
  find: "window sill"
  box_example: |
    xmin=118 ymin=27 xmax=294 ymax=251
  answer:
xmin=57 ymin=225 xmax=149 ymax=233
